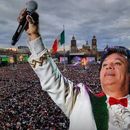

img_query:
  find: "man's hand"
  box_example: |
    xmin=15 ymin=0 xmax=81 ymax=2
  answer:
xmin=17 ymin=9 xmax=40 ymax=41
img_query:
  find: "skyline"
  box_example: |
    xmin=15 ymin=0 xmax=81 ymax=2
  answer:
xmin=0 ymin=0 xmax=130 ymax=50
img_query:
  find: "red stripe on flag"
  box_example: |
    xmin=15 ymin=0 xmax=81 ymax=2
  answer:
xmin=52 ymin=39 xmax=58 ymax=54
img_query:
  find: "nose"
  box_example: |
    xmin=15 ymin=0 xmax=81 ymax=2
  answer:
xmin=106 ymin=63 xmax=114 ymax=70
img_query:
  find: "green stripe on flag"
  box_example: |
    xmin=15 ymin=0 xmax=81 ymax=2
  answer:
xmin=60 ymin=30 xmax=65 ymax=45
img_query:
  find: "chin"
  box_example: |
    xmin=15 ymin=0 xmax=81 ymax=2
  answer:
xmin=105 ymin=82 xmax=115 ymax=86
xmin=102 ymin=81 xmax=117 ymax=88
xmin=104 ymin=78 xmax=117 ymax=83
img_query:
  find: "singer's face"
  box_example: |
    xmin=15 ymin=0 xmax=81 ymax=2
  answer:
xmin=100 ymin=53 xmax=129 ymax=95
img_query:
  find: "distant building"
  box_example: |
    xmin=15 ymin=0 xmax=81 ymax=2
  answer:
xmin=18 ymin=46 xmax=30 ymax=54
xmin=80 ymin=41 xmax=91 ymax=54
xmin=91 ymin=35 xmax=97 ymax=51
xmin=82 ymin=41 xmax=90 ymax=50
xmin=51 ymin=35 xmax=101 ymax=63
xmin=70 ymin=35 xmax=78 ymax=53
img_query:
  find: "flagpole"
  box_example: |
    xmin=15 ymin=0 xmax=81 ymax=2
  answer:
xmin=63 ymin=25 xmax=66 ymax=71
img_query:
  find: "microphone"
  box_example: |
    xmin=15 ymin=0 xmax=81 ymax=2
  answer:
xmin=11 ymin=0 xmax=38 ymax=46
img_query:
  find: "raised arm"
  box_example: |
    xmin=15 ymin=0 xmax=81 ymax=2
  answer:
xmin=18 ymin=10 xmax=80 ymax=117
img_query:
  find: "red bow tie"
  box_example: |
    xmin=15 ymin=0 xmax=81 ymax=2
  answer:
xmin=108 ymin=97 xmax=128 ymax=107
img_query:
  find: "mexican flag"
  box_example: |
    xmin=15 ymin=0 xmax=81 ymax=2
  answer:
xmin=52 ymin=30 xmax=65 ymax=54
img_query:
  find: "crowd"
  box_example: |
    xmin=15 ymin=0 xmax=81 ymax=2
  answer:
xmin=0 ymin=62 xmax=101 ymax=130
xmin=59 ymin=62 xmax=102 ymax=94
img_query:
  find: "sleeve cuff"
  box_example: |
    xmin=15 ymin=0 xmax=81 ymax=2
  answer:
xmin=27 ymin=37 xmax=45 ymax=56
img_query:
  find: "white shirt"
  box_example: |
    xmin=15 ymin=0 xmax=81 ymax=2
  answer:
xmin=106 ymin=95 xmax=130 ymax=130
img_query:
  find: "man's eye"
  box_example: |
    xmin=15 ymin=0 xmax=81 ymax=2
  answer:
xmin=115 ymin=62 xmax=121 ymax=65
xmin=102 ymin=63 xmax=107 ymax=67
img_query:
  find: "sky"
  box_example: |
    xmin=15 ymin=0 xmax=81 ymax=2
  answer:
xmin=0 ymin=0 xmax=130 ymax=50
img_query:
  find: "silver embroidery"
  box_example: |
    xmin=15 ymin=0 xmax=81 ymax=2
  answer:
xmin=109 ymin=105 xmax=130 ymax=129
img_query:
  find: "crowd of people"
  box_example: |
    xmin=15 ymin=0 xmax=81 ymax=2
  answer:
xmin=0 ymin=62 xmax=101 ymax=130
xmin=59 ymin=62 xmax=102 ymax=94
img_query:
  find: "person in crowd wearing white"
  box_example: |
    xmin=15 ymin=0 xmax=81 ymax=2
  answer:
xmin=18 ymin=9 xmax=130 ymax=130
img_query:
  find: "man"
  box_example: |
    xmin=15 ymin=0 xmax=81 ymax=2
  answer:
xmin=19 ymin=10 xmax=130 ymax=130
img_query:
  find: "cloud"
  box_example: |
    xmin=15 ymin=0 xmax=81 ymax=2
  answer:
xmin=0 ymin=0 xmax=130 ymax=50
